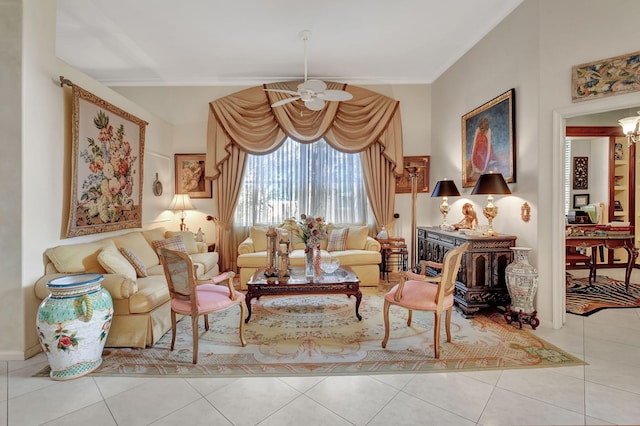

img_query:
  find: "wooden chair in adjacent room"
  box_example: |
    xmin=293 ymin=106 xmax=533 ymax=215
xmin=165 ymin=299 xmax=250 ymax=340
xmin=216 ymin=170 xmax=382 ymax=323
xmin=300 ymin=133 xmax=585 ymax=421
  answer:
xmin=381 ymin=243 xmax=469 ymax=359
xmin=158 ymin=248 xmax=247 ymax=364
xmin=565 ymin=247 xmax=596 ymax=284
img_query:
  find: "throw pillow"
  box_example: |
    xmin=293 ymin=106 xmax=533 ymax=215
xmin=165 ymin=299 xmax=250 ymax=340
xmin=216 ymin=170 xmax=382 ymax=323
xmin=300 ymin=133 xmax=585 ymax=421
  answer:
xmin=165 ymin=231 xmax=199 ymax=254
xmin=152 ymin=236 xmax=188 ymax=254
xmin=346 ymin=225 xmax=369 ymax=250
xmin=119 ymin=247 xmax=148 ymax=278
xmin=97 ymin=245 xmax=137 ymax=281
xmin=249 ymin=225 xmax=270 ymax=252
xmin=111 ymin=231 xmax=160 ymax=269
xmin=327 ymin=227 xmax=349 ymax=251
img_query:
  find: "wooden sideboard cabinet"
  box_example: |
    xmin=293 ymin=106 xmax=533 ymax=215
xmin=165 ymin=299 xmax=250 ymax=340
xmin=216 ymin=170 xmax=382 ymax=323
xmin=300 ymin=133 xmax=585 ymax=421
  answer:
xmin=417 ymin=227 xmax=517 ymax=317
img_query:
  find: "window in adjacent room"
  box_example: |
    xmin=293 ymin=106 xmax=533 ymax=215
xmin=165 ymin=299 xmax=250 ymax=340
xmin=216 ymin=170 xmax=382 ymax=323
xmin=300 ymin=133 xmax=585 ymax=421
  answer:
xmin=234 ymin=137 xmax=372 ymax=226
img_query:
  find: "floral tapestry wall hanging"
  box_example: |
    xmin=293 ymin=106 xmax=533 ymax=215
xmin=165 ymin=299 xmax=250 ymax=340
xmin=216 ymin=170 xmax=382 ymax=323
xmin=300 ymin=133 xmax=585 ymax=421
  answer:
xmin=66 ymin=85 xmax=148 ymax=237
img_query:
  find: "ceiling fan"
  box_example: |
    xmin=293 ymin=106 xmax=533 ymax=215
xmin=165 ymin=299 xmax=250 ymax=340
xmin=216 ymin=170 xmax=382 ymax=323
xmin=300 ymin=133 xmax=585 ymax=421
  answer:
xmin=265 ymin=30 xmax=353 ymax=111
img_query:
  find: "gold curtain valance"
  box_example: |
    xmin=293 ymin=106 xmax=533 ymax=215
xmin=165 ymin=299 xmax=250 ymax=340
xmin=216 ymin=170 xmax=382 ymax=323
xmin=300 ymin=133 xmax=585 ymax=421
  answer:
xmin=205 ymin=81 xmax=404 ymax=181
xmin=205 ymin=81 xmax=404 ymax=272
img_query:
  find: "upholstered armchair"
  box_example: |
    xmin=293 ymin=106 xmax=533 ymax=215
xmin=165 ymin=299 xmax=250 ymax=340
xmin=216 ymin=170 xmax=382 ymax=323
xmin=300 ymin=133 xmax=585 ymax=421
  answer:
xmin=381 ymin=243 xmax=469 ymax=358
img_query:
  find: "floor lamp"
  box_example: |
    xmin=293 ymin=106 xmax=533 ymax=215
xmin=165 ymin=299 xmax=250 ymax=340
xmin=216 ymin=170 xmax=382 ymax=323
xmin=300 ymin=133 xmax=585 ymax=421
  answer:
xmin=406 ymin=163 xmax=424 ymax=270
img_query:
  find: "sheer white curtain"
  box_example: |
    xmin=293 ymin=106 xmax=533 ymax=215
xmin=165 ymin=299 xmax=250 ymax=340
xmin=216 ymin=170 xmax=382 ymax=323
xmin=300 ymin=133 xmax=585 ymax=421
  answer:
xmin=234 ymin=137 xmax=372 ymax=226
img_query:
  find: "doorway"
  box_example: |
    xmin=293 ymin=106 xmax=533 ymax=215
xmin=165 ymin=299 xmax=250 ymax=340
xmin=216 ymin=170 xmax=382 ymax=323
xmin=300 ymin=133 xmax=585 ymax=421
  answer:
xmin=551 ymin=95 xmax=640 ymax=329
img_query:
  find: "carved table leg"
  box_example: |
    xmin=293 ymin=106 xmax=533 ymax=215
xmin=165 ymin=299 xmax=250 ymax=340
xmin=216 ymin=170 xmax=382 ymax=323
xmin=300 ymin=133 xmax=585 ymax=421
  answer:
xmin=354 ymin=290 xmax=362 ymax=321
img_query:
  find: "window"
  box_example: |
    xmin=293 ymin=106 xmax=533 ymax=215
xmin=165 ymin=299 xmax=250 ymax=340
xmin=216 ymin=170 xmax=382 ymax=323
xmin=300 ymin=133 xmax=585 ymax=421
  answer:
xmin=234 ymin=137 xmax=372 ymax=226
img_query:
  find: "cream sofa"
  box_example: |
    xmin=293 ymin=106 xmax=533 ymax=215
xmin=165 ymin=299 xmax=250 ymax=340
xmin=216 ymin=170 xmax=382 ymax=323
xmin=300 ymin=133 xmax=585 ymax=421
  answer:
xmin=237 ymin=223 xmax=381 ymax=289
xmin=34 ymin=228 xmax=219 ymax=348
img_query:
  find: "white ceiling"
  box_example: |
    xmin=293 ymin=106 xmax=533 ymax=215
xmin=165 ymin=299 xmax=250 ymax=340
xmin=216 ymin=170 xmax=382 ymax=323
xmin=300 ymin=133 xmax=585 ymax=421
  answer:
xmin=56 ymin=0 xmax=523 ymax=87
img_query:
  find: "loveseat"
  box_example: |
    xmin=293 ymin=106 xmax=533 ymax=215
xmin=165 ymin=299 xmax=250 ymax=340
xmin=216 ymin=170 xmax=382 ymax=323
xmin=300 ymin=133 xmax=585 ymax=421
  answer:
xmin=237 ymin=222 xmax=381 ymax=289
xmin=34 ymin=227 xmax=219 ymax=348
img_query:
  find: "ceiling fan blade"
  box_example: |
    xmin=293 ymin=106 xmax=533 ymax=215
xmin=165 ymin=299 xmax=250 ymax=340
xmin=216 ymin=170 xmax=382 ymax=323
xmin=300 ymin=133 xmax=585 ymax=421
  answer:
xmin=305 ymin=98 xmax=325 ymax=111
xmin=317 ymin=90 xmax=353 ymax=102
xmin=271 ymin=97 xmax=300 ymax=107
xmin=301 ymin=79 xmax=327 ymax=93
xmin=264 ymin=89 xmax=300 ymax=96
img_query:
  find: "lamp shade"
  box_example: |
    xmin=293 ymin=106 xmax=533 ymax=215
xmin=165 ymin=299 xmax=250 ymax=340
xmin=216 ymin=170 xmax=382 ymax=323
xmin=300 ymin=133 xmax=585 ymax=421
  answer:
xmin=431 ymin=179 xmax=460 ymax=198
xmin=471 ymin=173 xmax=511 ymax=195
xmin=169 ymin=194 xmax=194 ymax=211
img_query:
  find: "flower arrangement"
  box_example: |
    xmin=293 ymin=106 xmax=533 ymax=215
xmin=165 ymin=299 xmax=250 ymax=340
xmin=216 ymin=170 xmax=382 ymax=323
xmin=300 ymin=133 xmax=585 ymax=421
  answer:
xmin=296 ymin=214 xmax=327 ymax=252
xmin=77 ymin=110 xmax=137 ymax=224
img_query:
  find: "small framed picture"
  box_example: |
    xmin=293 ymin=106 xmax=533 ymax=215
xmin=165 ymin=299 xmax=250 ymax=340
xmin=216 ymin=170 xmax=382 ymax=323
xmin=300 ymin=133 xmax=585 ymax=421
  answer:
xmin=614 ymin=143 xmax=624 ymax=160
xmin=395 ymin=156 xmax=430 ymax=194
xmin=174 ymin=153 xmax=212 ymax=199
xmin=573 ymin=193 xmax=590 ymax=209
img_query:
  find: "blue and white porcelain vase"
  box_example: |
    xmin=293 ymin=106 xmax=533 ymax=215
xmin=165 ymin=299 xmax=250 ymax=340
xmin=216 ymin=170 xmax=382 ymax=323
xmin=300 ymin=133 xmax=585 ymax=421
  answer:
xmin=36 ymin=273 xmax=113 ymax=380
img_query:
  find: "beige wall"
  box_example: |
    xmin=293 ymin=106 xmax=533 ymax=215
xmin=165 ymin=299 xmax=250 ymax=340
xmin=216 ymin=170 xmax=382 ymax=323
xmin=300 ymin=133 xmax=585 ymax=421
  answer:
xmin=432 ymin=0 xmax=542 ymax=315
xmin=0 ymin=0 xmax=175 ymax=359
xmin=0 ymin=0 xmax=23 ymax=359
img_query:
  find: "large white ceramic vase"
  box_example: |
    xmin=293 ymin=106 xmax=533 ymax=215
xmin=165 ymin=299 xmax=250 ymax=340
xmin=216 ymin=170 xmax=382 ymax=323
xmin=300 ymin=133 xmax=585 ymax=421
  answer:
xmin=505 ymin=247 xmax=538 ymax=314
xmin=36 ymin=273 xmax=113 ymax=380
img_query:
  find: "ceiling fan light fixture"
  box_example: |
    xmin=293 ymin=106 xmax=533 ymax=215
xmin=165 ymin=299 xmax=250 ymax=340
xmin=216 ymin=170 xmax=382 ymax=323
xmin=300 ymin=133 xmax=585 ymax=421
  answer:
xmin=305 ymin=98 xmax=325 ymax=111
xmin=265 ymin=30 xmax=352 ymax=111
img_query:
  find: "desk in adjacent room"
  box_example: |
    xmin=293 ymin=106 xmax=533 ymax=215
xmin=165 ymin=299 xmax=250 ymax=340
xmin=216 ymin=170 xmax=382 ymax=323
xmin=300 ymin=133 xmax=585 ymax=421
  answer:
xmin=565 ymin=233 xmax=638 ymax=292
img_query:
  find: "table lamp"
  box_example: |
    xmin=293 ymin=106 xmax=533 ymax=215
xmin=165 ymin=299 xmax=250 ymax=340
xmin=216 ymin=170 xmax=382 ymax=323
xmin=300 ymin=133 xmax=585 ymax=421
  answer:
xmin=471 ymin=172 xmax=511 ymax=236
xmin=169 ymin=194 xmax=195 ymax=231
xmin=431 ymin=179 xmax=460 ymax=229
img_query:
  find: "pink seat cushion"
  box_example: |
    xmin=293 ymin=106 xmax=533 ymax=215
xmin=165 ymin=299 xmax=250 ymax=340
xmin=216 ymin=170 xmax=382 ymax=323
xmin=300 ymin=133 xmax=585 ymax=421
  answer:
xmin=171 ymin=284 xmax=245 ymax=315
xmin=384 ymin=280 xmax=453 ymax=311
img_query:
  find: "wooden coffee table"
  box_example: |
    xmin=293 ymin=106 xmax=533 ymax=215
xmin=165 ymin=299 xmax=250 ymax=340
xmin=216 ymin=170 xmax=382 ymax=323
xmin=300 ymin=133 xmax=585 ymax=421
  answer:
xmin=244 ymin=267 xmax=362 ymax=323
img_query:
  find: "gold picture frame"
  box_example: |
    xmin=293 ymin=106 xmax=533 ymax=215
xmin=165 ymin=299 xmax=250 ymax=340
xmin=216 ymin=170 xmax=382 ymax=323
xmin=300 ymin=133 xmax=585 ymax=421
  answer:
xmin=174 ymin=153 xmax=212 ymax=199
xmin=461 ymin=89 xmax=516 ymax=188
xmin=395 ymin=156 xmax=430 ymax=194
xmin=66 ymin=85 xmax=147 ymax=238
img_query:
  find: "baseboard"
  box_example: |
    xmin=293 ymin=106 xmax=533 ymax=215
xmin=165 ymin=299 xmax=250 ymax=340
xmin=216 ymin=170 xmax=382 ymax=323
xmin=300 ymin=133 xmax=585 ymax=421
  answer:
xmin=0 ymin=344 xmax=42 ymax=361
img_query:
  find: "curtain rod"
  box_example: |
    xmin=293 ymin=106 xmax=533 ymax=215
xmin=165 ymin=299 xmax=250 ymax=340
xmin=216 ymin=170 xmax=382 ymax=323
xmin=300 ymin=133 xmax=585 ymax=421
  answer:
xmin=59 ymin=76 xmax=73 ymax=87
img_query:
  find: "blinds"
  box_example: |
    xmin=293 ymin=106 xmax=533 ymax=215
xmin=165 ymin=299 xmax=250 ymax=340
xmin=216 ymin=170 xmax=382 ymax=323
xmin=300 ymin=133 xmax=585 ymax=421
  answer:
xmin=234 ymin=137 xmax=372 ymax=226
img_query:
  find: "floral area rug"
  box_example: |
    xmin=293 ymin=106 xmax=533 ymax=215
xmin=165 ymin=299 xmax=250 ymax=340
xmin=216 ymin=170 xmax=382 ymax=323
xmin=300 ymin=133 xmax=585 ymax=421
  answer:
xmin=43 ymin=289 xmax=583 ymax=378
xmin=566 ymin=275 xmax=640 ymax=316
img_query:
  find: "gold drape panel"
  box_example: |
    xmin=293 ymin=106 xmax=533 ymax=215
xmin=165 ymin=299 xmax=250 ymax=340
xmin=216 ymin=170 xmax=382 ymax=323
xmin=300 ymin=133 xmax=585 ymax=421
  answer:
xmin=206 ymin=81 xmax=404 ymax=271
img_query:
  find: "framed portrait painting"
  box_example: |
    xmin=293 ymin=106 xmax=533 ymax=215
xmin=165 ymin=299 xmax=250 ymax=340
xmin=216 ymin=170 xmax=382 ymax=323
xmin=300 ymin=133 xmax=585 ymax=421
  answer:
xmin=395 ymin=156 xmax=430 ymax=194
xmin=461 ymin=89 xmax=516 ymax=187
xmin=66 ymin=85 xmax=147 ymax=238
xmin=175 ymin=154 xmax=212 ymax=199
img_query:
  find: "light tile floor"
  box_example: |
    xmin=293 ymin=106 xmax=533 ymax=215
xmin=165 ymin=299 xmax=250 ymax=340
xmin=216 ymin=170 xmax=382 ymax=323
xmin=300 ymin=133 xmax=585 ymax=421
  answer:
xmin=4 ymin=268 xmax=640 ymax=425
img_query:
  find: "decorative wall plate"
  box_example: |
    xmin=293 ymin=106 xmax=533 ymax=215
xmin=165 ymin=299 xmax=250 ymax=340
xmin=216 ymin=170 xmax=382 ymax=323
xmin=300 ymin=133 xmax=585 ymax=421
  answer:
xmin=152 ymin=173 xmax=163 ymax=196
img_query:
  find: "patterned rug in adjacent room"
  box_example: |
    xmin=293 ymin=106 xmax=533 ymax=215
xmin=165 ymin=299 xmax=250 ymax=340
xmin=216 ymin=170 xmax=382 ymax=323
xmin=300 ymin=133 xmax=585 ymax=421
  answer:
xmin=566 ymin=275 xmax=640 ymax=316
xmin=40 ymin=289 xmax=584 ymax=378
